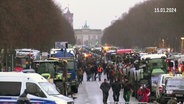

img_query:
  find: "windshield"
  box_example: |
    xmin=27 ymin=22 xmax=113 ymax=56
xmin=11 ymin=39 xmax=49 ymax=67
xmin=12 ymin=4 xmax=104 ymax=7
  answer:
xmin=167 ymin=79 xmax=184 ymax=88
xmin=151 ymin=75 xmax=159 ymax=85
xmin=66 ymin=60 xmax=74 ymax=71
xmin=163 ymin=77 xmax=171 ymax=84
xmin=37 ymin=63 xmax=55 ymax=77
xmin=39 ymin=82 xmax=60 ymax=95
xmin=34 ymin=61 xmax=64 ymax=76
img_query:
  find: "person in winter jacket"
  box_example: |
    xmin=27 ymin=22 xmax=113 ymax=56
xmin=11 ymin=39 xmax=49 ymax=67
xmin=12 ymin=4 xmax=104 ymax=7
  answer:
xmin=100 ymin=79 xmax=111 ymax=104
xmin=111 ymin=78 xmax=122 ymax=103
xmin=137 ymin=84 xmax=150 ymax=103
xmin=97 ymin=65 xmax=103 ymax=81
xmin=123 ymin=76 xmax=133 ymax=104
xmin=77 ymin=67 xmax=84 ymax=84
xmin=17 ymin=89 xmax=31 ymax=104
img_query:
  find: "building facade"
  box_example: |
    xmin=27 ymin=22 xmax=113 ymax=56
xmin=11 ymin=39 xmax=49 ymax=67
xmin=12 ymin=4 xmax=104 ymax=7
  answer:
xmin=74 ymin=23 xmax=103 ymax=47
xmin=63 ymin=7 xmax=103 ymax=47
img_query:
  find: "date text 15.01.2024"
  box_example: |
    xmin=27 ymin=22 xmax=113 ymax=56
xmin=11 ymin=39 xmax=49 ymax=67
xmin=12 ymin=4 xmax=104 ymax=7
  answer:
xmin=154 ymin=8 xmax=176 ymax=13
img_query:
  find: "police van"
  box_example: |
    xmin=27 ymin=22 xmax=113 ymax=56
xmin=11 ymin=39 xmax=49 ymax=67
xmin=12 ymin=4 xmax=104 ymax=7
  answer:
xmin=0 ymin=72 xmax=74 ymax=104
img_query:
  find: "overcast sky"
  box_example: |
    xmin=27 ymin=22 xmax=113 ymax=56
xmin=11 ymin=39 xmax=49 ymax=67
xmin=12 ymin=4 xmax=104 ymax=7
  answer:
xmin=53 ymin=0 xmax=147 ymax=29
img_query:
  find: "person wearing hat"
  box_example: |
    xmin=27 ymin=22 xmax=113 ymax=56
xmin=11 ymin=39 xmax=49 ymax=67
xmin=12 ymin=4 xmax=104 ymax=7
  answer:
xmin=100 ymin=79 xmax=111 ymax=104
xmin=137 ymin=84 xmax=150 ymax=103
xmin=17 ymin=89 xmax=31 ymax=104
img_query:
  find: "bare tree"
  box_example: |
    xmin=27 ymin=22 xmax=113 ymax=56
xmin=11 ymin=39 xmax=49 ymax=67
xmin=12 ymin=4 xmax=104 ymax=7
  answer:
xmin=0 ymin=0 xmax=75 ymax=51
xmin=102 ymin=0 xmax=184 ymax=51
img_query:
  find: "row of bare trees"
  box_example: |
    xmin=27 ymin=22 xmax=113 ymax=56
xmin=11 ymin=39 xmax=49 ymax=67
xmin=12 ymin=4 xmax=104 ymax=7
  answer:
xmin=0 ymin=0 xmax=75 ymax=52
xmin=102 ymin=0 xmax=184 ymax=52
xmin=0 ymin=0 xmax=76 ymax=69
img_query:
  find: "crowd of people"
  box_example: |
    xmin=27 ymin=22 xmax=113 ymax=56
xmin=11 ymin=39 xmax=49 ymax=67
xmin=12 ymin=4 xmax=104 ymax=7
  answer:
xmin=75 ymin=50 xmax=153 ymax=104
xmin=99 ymin=76 xmax=151 ymax=104
xmin=75 ymin=48 xmax=181 ymax=104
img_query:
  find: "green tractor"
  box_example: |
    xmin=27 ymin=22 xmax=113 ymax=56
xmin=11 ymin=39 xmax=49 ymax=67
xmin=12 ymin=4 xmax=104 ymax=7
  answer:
xmin=32 ymin=58 xmax=75 ymax=96
xmin=132 ymin=54 xmax=167 ymax=102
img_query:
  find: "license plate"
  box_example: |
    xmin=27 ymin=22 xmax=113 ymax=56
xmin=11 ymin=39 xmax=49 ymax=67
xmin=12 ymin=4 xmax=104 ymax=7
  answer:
xmin=175 ymin=94 xmax=183 ymax=97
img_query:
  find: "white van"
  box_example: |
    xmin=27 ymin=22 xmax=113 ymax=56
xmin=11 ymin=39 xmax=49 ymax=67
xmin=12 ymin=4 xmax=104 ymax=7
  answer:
xmin=0 ymin=72 xmax=74 ymax=104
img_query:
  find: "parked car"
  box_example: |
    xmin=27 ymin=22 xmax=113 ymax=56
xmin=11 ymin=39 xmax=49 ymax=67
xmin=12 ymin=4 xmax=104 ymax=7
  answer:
xmin=160 ymin=76 xmax=184 ymax=103
xmin=155 ymin=74 xmax=175 ymax=100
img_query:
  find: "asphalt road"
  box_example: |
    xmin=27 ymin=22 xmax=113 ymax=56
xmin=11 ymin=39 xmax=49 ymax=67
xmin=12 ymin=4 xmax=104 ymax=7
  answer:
xmin=74 ymin=73 xmax=139 ymax=104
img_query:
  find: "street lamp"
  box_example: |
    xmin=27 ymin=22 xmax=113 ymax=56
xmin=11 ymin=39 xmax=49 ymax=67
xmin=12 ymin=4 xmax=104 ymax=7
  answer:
xmin=181 ymin=37 xmax=184 ymax=52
